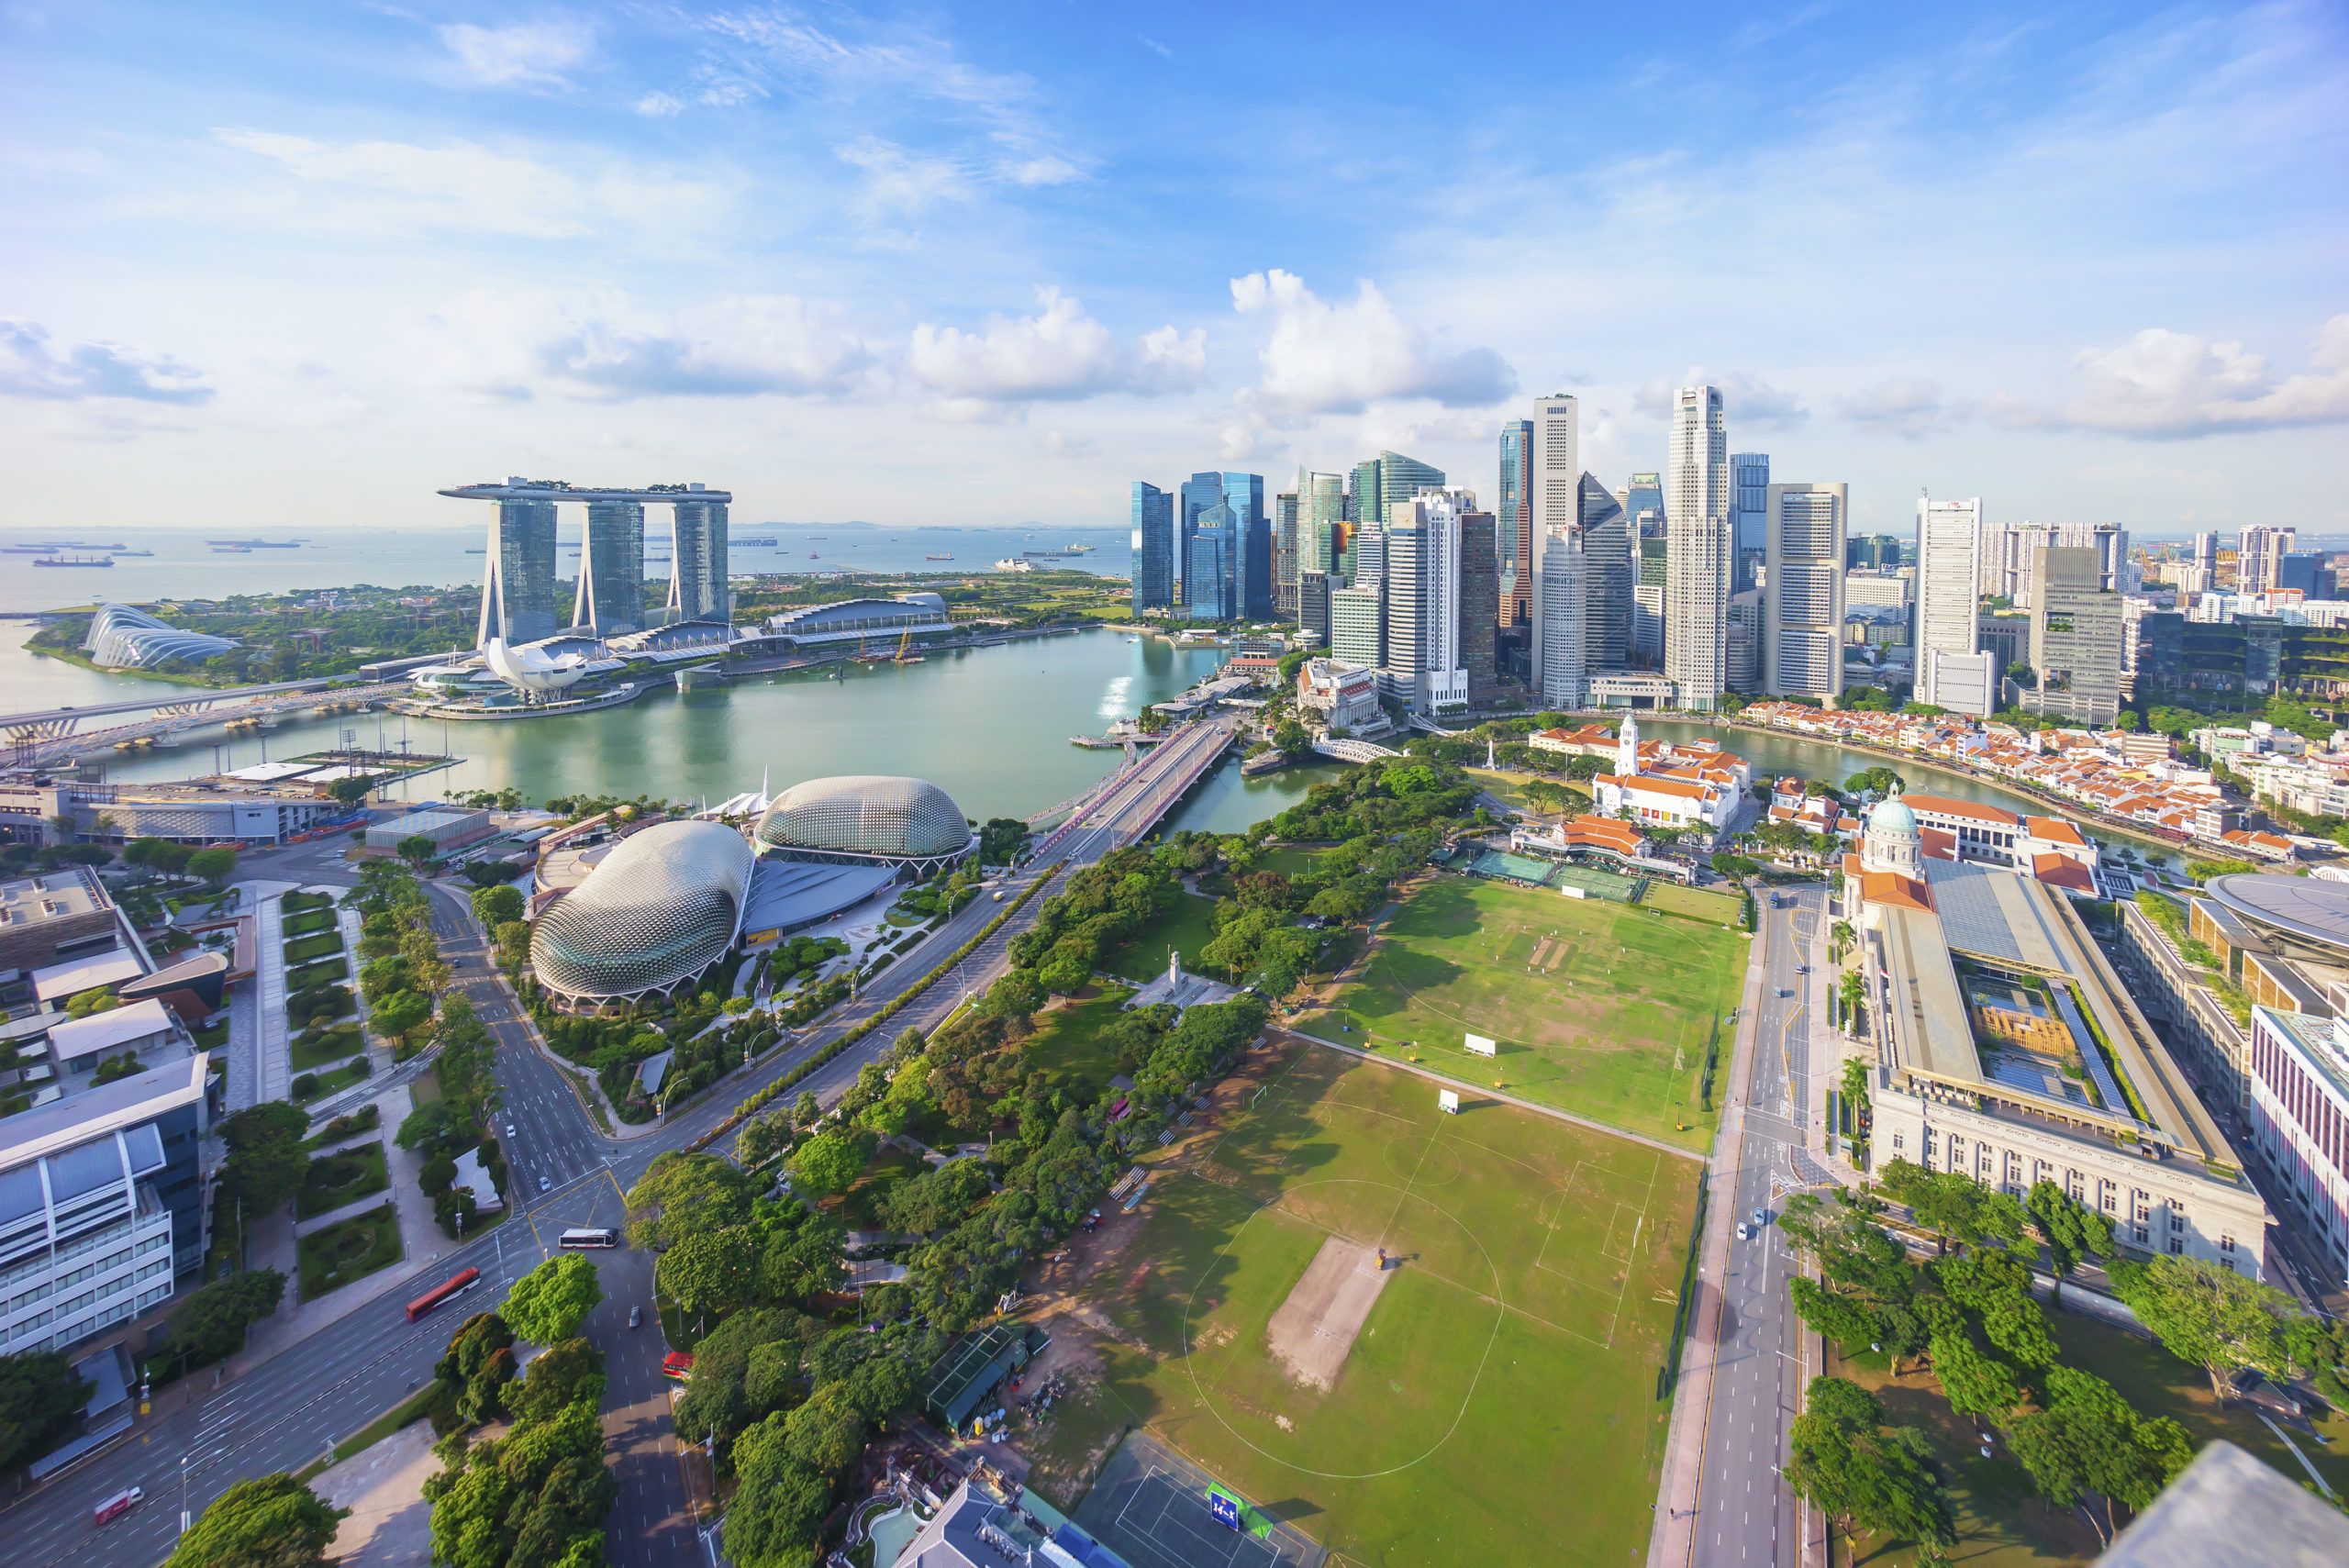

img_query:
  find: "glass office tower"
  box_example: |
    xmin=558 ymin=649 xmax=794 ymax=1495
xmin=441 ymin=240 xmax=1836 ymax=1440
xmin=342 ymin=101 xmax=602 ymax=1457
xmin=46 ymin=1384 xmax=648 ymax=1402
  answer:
xmin=1731 ymin=452 xmax=1770 ymax=593
xmin=1498 ymin=419 xmax=1532 ymax=628
xmin=1130 ymin=482 xmax=1175 ymax=611
xmin=480 ymin=498 xmax=559 ymax=645
xmin=668 ymin=495 xmax=730 ymax=622
xmin=575 ymin=499 xmax=646 ymax=637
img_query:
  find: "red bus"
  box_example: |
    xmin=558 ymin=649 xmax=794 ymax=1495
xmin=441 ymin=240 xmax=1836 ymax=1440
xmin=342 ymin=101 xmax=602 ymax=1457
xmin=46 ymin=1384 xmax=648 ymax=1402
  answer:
xmin=662 ymin=1351 xmax=695 ymax=1383
xmin=406 ymin=1266 xmax=481 ymax=1322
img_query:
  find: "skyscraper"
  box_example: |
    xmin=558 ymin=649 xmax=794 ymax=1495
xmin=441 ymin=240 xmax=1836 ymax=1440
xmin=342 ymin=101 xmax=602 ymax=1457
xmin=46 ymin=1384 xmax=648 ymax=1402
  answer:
xmin=1982 ymin=521 xmax=2127 ymax=606
xmin=1664 ymin=385 xmax=1731 ymax=710
xmin=1763 ymin=481 xmax=1847 ymax=700
xmin=1915 ymin=494 xmax=1992 ymax=715
xmin=1578 ymin=474 xmax=1631 ymax=673
xmin=667 ymin=492 xmax=730 ymax=622
xmin=1382 ymin=493 xmax=1468 ymax=714
xmin=2023 ymin=544 xmax=2122 ymax=725
xmin=479 ymin=495 xmax=559 ymax=645
xmin=1330 ymin=578 xmax=1385 ymax=669
xmin=1355 ymin=450 xmax=1444 ymax=529
xmin=1349 ymin=459 xmax=1378 ymax=527
xmin=1179 ymin=472 xmax=1222 ymax=592
xmin=1297 ymin=470 xmax=1346 ymax=579
xmin=1727 ymin=590 xmax=1764 ymax=695
xmin=2240 ymin=526 xmax=2297 ymax=596
xmin=1624 ymin=472 xmax=1664 ymax=524
xmin=1273 ymin=490 xmax=1301 ymax=618
xmin=1458 ymin=503 xmax=1498 ymax=705
xmin=1299 ymin=571 xmax=1332 ymax=648
xmin=1497 ymin=419 xmax=1532 ymax=629
xmin=1632 ymin=532 xmax=1667 ymax=666
xmin=1521 ymin=399 xmax=1580 ymax=695
xmin=1130 ymin=482 xmax=1175 ymax=612
xmin=1238 ymin=510 xmax=1275 ymax=621
xmin=575 ymin=499 xmax=645 ymax=638
xmin=1536 ymin=527 xmax=1587 ymax=709
xmin=2191 ymin=530 xmax=2220 ymax=595
xmin=1731 ymin=452 xmax=1770 ymax=593
xmin=1186 ymin=504 xmax=1234 ymax=621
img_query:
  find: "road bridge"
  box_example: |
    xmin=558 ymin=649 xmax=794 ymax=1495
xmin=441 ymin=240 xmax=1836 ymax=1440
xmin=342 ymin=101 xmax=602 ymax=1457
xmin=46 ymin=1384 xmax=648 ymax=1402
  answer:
xmin=3 ymin=682 xmax=411 ymax=768
xmin=1311 ymin=736 xmax=1402 ymax=763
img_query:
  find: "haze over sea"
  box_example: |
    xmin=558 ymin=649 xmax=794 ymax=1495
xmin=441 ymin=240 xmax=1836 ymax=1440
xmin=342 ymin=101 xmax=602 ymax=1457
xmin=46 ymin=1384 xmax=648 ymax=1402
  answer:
xmin=0 ymin=523 xmax=1133 ymax=617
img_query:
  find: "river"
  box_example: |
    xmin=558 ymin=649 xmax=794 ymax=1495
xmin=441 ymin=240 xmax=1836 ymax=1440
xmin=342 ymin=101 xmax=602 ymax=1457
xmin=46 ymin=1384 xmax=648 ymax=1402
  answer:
xmin=12 ymin=627 xmax=1332 ymax=838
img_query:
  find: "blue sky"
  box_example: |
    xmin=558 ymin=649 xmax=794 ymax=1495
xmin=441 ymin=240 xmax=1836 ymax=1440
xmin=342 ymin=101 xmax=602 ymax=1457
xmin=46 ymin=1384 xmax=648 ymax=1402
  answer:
xmin=3 ymin=1 xmax=2345 ymax=535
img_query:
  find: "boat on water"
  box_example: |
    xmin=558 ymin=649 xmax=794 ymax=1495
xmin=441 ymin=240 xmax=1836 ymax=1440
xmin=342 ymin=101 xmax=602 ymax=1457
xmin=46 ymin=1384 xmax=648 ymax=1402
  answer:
xmin=735 ymin=536 xmax=779 ymax=547
xmin=34 ymin=554 xmax=113 ymax=568
xmin=1066 ymin=542 xmax=1097 ymax=553
xmin=465 ymin=548 xmax=485 ymax=554
xmin=924 ymin=552 xmax=954 ymax=561
xmin=212 ymin=544 xmax=252 ymax=553
xmin=205 ymin=538 xmax=302 ymax=548
xmin=114 ymin=548 xmax=154 ymax=556
xmin=3 ymin=545 xmax=64 ymax=553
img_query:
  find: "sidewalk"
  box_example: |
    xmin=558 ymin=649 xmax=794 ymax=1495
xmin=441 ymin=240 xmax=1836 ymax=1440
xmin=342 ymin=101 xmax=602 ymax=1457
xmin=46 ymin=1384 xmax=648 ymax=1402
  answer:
xmin=1645 ymin=890 xmax=1770 ymax=1568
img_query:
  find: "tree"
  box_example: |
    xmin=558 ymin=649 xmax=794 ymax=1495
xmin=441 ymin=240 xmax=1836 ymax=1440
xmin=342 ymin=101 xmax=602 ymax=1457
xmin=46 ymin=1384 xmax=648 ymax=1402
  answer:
xmin=782 ymin=1381 xmax=868 ymax=1475
xmin=2110 ymin=1254 xmax=2300 ymax=1396
xmin=156 ymin=1270 xmax=287 ymax=1371
xmin=1930 ymin=1336 xmax=2026 ymax=1419
xmin=435 ymin=1311 xmax=518 ymax=1426
xmin=369 ymin=987 xmax=433 ymax=1042
xmin=0 ymin=1350 xmax=92 ymax=1473
xmin=737 ymin=1112 xmax=796 ymax=1169
xmin=470 ymin=884 xmax=525 ymax=928
xmin=166 ymin=1473 xmax=345 ymax=1568
xmin=502 ymin=1255 xmax=605 ymax=1344
xmin=328 ymin=773 xmax=374 ymax=808
xmin=727 ymin=1413 xmax=832 ymax=1568
xmin=396 ymin=834 xmax=438 ymax=864
xmin=626 ymin=1151 xmax=756 ymax=1251
xmin=185 ymin=846 xmax=239 ymax=883
xmin=787 ymin=1129 xmax=870 ymax=1199
xmin=1786 ymin=1375 xmax=1954 ymax=1555
xmin=2008 ymin=1366 xmax=2193 ymax=1545
xmin=2024 ymin=1179 xmax=2115 ymax=1306
xmin=506 ymin=1338 xmax=607 ymax=1427
xmin=656 ymin=1228 xmax=761 ymax=1319
xmin=64 ymin=985 xmax=120 ymax=1019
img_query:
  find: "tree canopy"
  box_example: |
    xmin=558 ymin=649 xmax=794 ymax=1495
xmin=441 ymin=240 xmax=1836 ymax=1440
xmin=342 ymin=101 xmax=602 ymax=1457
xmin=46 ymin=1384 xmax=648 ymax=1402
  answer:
xmin=502 ymin=1255 xmax=605 ymax=1344
xmin=166 ymin=1473 xmax=345 ymax=1568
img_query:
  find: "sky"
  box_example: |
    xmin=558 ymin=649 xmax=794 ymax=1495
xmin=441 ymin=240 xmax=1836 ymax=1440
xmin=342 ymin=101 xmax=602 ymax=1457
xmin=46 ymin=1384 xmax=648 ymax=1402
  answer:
xmin=3 ymin=0 xmax=2346 ymax=539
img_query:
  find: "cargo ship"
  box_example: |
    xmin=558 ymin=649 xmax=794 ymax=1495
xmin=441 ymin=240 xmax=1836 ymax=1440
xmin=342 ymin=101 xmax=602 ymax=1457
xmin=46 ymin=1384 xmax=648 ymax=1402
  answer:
xmin=35 ymin=553 xmax=114 ymax=567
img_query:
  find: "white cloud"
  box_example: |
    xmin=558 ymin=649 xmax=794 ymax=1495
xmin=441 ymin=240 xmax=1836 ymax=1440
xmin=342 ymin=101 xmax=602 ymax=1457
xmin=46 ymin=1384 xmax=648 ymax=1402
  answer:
xmin=907 ymin=288 xmax=1205 ymax=405
xmin=1835 ymin=378 xmax=1961 ymax=439
xmin=0 ymin=321 xmax=214 ymax=404
xmin=1138 ymin=36 xmax=1174 ymax=61
xmin=213 ymin=128 xmax=729 ymax=240
xmin=633 ymin=91 xmax=683 ymax=117
xmin=1230 ymin=269 xmax=1515 ymax=415
xmin=1991 ymin=317 xmax=2349 ymax=439
xmin=437 ymin=18 xmax=596 ymax=88
xmin=417 ymin=291 xmax=874 ymax=402
xmin=835 ymin=137 xmax=973 ymax=220
xmin=1634 ymin=369 xmax=1809 ymax=429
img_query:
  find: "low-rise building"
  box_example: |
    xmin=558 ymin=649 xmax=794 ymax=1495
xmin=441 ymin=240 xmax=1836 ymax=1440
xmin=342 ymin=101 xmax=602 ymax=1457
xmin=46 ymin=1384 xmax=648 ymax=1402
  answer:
xmin=2246 ymin=1006 xmax=2349 ymax=1288
xmin=364 ymin=805 xmax=495 ymax=855
xmin=1591 ymin=716 xmax=1746 ymax=845
xmin=0 ymin=780 xmax=344 ymax=849
xmin=1295 ymin=659 xmax=1387 ymax=737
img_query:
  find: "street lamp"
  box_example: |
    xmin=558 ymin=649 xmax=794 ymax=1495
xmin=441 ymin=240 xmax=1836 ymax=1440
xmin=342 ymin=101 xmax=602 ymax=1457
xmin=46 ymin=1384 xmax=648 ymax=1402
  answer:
xmin=180 ymin=1451 xmax=191 ymax=1535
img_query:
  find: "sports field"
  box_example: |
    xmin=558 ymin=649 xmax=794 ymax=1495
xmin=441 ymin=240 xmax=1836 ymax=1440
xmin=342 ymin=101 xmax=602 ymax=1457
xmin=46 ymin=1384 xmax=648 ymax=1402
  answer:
xmin=1305 ymin=876 xmax=1746 ymax=1151
xmin=1030 ymin=1042 xmax=1700 ymax=1567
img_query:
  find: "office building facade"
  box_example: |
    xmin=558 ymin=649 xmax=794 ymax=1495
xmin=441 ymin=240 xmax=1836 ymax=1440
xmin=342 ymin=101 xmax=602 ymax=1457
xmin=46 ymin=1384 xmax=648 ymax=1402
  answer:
xmin=1731 ymin=452 xmax=1770 ymax=593
xmin=1459 ymin=504 xmax=1499 ymax=705
xmin=1915 ymin=495 xmax=1991 ymax=715
xmin=1297 ymin=470 xmax=1346 ymax=580
xmin=1727 ymin=590 xmax=1764 ymax=695
xmin=1185 ymin=505 xmax=1234 ymax=621
xmin=1625 ymin=472 xmax=1664 ymax=524
xmin=1382 ymin=493 xmax=1468 ymax=714
xmin=2023 ymin=543 xmax=2124 ymax=726
xmin=1353 ymin=450 xmax=1444 ymax=530
xmin=1664 ymin=385 xmax=1731 ymax=710
xmin=1497 ymin=419 xmax=1533 ymax=629
xmin=574 ymin=500 xmax=645 ymax=638
xmin=665 ymin=494 xmax=730 ymax=623
xmin=2241 ymin=527 xmax=2298 ymax=598
xmin=1579 ymin=474 xmax=1632 ymax=674
xmin=1298 ymin=571 xmax=1332 ymax=648
xmin=1273 ymin=492 xmax=1300 ymax=617
xmin=1330 ymin=580 xmax=1385 ymax=669
xmin=1537 ymin=528 xmax=1587 ymax=708
xmin=479 ymin=496 xmax=559 ymax=644
xmin=1764 ymin=481 xmax=1848 ymax=700
xmin=1130 ymin=482 xmax=1175 ymax=612
xmin=1178 ymin=472 xmax=1222 ymax=589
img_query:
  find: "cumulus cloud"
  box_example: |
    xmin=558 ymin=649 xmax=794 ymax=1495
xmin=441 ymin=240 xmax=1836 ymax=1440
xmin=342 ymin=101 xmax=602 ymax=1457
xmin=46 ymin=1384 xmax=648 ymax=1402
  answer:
xmin=1835 ymin=378 xmax=1962 ymax=439
xmin=438 ymin=18 xmax=596 ymax=87
xmin=907 ymin=288 xmax=1205 ymax=405
xmin=0 ymin=321 xmax=215 ymax=404
xmin=1635 ymin=369 xmax=1809 ymax=429
xmin=1230 ymin=270 xmax=1515 ymax=415
xmin=1991 ymin=317 xmax=2349 ymax=438
xmin=418 ymin=291 xmax=873 ymax=401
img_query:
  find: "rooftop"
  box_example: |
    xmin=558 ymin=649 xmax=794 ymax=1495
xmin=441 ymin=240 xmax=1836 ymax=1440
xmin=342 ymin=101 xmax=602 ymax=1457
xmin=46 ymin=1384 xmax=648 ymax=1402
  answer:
xmin=2203 ymin=873 xmax=2349 ymax=951
xmin=0 ymin=1053 xmax=207 ymax=1169
xmin=44 ymin=998 xmax=182 ymax=1064
xmin=0 ymin=868 xmax=110 ymax=929
xmin=29 ymin=947 xmax=145 ymax=1003
xmin=439 ymin=479 xmax=733 ymax=504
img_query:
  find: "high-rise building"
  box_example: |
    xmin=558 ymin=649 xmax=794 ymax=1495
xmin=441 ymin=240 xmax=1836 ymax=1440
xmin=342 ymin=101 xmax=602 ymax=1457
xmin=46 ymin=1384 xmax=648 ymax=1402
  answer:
xmin=1764 ymin=482 xmax=1847 ymax=701
xmin=1624 ymin=472 xmax=1664 ymax=525
xmin=1537 ymin=528 xmax=1586 ymax=708
xmin=2240 ymin=526 xmax=2298 ymax=597
xmin=1330 ymin=578 xmax=1385 ymax=669
xmin=1632 ymin=532 xmax=1667 ymax=666
xmin=1915 ymin=494 xmax=1992 ymax=715
xmin=1530 ymin=397 xmax=1579 ymax=545
xmin=2278 ymin=551 xmax=2325 ymax=599
xmin=1664 ymin=385 xmax=1731 ymax=710
xmin=1130 ymin=482 xmax=1175 ymax=612
xmin=479 ymin=495 xmax=559 ymax=644
xmin=1982 ymin=521 xmax=2127 ymax=606
xmin=1579 ymin=474 xmax=1632 ymax=673
xmin=575 ymin=499 xmax=645 ymax=637
xmin=1497 ymin=419 xmax=1533 ymax=629
xmin=1179 ymin=472 xmax=1222 ymax=591
xmin=1273 ymin=491 xmax=1300 ymax=618
xmin=667 ymin=493 xmax=730 ymax=622
xmin=1238 ymin=510 xmax=1275 ymax=621
xmin=2191 ymin=530 xmax=2220 ymax=596
xmin=1299 ymin=571 xmax=1332 ymax=647
xmin=1185 ymin=504 xmax=1234 ymax=621
xmin=1297 ymin=470 xmax=1346 ymax=579
xmin=2023 ymin=543 xmax=2123 ymax=725
xmin=1458 ymin=503 xmax=1499 ymax=706
xmin=1726 ymin=590 xmax=1764 ymax=695
xmin=1731 ymin=452 xmax=1770 ymax=593
xmin=1382 ymin=492 xmax=1469 ymax=714
xmin=1348 ymin=459 xmax=1378 ymax=527
xmin=1353 ymin=450 xmax=1444 ymax=530
xmin=1846 ymin=534 xmax=1903 ymax=570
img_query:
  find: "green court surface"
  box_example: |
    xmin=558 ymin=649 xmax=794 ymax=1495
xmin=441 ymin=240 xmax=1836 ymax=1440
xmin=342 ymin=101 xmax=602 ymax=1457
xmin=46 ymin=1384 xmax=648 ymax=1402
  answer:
xmin=1030 ymin=1044 xmax=1699 ymax=1567
xmin=1305 ymin=875 xmax=1746 ymax=1151
xmin=1546 ymin=860 xmax=1642 ymax=901
xmin=1635 ymin=879 xmax=1746 ymax=925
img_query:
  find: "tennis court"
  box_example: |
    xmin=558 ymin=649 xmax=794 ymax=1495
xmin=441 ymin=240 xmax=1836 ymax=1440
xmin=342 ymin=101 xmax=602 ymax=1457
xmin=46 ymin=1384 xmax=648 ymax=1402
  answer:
xmin=1071 ymin=1432 xmax=1328 ymax=1568
xmin=1548 ymin=861 xmax=1642 ymax=902
xmin=1466 ymin=849 xmax=1555 ymax=885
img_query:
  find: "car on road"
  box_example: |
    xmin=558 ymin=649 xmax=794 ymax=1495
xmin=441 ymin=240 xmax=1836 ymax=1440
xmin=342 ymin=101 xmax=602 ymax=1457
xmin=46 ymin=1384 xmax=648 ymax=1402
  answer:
xmin=1777 ymin=987 xmax=1793 ymax=998
xmin=1734 ymin=1222 xmax=1752 ymax=1240
xmin=539 ymin=1175 xmax=551 ymax=1194
xmin=1753 ymin=1207 xmax=1768 ymax=1227
xmin=505 ymin=1123 xmax=517 ymax=1140
xmin=1796 ymin=963 xmax=1808 ymax=974
xmin=629 ymin=1306 xmax=641 ymax=1329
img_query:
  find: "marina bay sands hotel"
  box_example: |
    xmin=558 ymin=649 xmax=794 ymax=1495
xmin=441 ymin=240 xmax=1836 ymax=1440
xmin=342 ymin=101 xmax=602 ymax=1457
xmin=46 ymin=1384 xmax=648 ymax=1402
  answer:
xmin=439 ymin=477 xmax=732 ymax=646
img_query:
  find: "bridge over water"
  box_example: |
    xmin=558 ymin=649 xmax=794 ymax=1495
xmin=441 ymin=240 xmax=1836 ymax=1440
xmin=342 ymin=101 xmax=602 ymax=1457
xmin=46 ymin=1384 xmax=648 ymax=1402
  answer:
xmin=2 ymin=678 xmax=411 ymax=767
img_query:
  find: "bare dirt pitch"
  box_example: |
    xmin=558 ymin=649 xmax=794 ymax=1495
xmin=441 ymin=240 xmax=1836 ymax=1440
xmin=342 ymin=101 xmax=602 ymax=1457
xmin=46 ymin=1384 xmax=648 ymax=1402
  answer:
xmin=1264 ymin=1237 xmax=1389 ymax=1392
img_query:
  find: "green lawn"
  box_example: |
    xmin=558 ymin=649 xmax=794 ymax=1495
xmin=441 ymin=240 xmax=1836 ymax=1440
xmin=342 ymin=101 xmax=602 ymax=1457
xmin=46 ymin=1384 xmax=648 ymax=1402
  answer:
xmin=282 ymin=907 xmax=338 ymax=938
xmin=284 ymin=930 xmax=344 ymax=965
xmin=1023 ymin=986 xmax=1136 ymax=1098
xmin=1638 ymin=880 xmax=1747 ymax=926
xmin=1835 ymin=1311 xmax=2349 ymax=1566
xmin=297 ymin=1202 xmax=402 ymax=1297
xmin=296 ymin=1141 xmax=390 ymax=1218
xmin=1028 ymin=1042 xmax=1700 ymax=1567
xmin=295 ymin=1058 xmax=371 ymax=1103
xmin=1464 ymin=766 xmax=1591 ymax=815
xmin=840 ymin=1144 xmax=923 ymax=1229
xmin=291 ymin=1023 xmax=365 ymax=1071
xmin=1101 ymin=892 xmax=1224 ymax=984
xmin=1302 ymin=875 xmax=1747 ymax=1151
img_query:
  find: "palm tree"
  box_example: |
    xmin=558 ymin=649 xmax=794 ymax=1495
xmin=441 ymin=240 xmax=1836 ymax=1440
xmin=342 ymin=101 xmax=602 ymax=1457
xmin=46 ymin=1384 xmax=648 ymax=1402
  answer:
xmin=1839 ymin=970 xmax=1867 ymax=1033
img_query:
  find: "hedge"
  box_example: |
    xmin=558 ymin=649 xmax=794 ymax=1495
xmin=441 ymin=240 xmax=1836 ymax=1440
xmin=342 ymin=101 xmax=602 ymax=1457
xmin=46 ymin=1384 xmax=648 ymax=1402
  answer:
xmin=284 ymin=932 xmax=344 ymax=965
xmin=282 ymin=908 xmax=338 ymax=938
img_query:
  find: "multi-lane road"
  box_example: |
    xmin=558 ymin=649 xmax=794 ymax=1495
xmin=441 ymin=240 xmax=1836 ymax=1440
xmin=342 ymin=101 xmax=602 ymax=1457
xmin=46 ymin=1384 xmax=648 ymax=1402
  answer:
xmin=1685 ymin=885 xmax=1825 ymax=1568
xmin=10 ymin=716 xmax=1236 ymax=1566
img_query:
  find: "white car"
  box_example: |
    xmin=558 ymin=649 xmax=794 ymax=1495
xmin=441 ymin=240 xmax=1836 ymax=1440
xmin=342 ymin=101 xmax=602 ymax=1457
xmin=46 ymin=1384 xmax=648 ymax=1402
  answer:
xmin=539 ymin=1175 xmax=551 ymax=1194
xmin=1735 ymin=1222 xmax=1752 ymax=1240
xmin=505 ymin=1123 xmax=517 ymax=1140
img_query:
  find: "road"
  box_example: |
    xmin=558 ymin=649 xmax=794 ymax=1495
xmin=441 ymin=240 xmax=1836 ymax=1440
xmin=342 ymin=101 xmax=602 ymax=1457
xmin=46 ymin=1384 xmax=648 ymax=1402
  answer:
xmin=14 ymin=716 xmax=1236 ymax=1566
xmin=1687 ymin=885 xmax=1824 ymax=1568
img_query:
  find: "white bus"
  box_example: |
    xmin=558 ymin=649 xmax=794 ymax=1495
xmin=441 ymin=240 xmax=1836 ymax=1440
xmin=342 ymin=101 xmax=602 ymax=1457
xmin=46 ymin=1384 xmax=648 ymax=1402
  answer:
xmin=559 ymin=1227 xmax=618 ymax=1250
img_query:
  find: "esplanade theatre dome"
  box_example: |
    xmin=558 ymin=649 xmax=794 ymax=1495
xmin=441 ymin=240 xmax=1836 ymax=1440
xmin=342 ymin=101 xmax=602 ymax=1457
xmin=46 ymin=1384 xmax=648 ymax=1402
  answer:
xmin=530 ymin=818 xmax=754 ymax=1006
xmin=753 ymin=775 xmax=974 ymax=871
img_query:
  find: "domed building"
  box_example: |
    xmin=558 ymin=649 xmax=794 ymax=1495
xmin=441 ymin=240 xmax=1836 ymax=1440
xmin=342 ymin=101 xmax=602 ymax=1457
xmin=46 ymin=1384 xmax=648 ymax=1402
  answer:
xmin=530 ymin=818 xmax=755 ymax=1009
xmin=753 ymin=775 xmax=974 ymax=873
